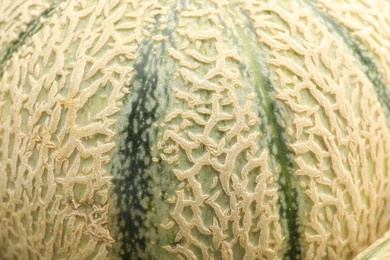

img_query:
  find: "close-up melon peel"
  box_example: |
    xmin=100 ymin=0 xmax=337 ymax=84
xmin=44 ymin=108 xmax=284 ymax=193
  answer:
xmin=0 ymin=0 xmax=390 ymax=259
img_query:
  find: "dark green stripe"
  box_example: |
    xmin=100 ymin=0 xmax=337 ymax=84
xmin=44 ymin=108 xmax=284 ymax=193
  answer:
xmin=111 ymin=41 xmax=169 ymax=260
xmin=109 ymin=2 xmax=180 ymax=259
xmin=111 ymin=40 xmax=162 ymax=258
xmin=267 ymin=80 xmax=301 ymax=260
xmin=221 ymin=6 xmax=301 ymax=259
xmin=0 ymin=0 xmax=63 ymax=79
xmin=307 ymin=1 xmax=390 ymax=121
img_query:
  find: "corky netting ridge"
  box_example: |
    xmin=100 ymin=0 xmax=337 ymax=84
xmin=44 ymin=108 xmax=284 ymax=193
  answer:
xmin=0 ymin=0 xmax=148 ymax=258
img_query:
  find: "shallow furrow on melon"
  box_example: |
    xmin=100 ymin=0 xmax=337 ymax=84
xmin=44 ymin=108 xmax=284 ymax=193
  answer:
xmin=227 ymin=7 xmax=301 ymax=259
xmin=108 ymin=1 xmax=182 ymax=258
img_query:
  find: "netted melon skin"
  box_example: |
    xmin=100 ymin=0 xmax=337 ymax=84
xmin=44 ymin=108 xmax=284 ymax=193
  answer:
xmin=0 ymin=0 xmax=390 ymax=260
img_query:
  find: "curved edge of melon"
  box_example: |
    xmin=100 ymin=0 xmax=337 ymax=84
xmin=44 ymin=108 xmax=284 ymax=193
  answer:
xmin=354 ymin=231 xmax=390 ymax=260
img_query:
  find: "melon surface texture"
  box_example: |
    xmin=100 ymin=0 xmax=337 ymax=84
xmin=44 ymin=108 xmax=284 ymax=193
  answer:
xmin=1 ymin=0 xmax=390 ymax=259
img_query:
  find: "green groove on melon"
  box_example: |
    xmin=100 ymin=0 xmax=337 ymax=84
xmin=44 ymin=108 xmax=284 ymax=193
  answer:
xmin=109 ymin=24 xmax=178 ymax=260
xmin=0 ymin=0 xmax=63 ymax=78
xmin=108 ymin=1 xmax=182 ymax=258
xmin=232 ymin=11 xmax=300 ymax=259
xmin=110 ymin=40 xmax=166 ymax=257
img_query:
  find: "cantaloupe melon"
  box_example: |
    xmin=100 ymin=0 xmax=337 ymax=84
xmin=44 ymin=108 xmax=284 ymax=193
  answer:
xmin=1 ymin=0 xmax=390 ymax=259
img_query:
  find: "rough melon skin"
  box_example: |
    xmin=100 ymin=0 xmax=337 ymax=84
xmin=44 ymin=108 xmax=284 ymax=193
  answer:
xmin=0 ymin=0 xmax=390 ymax=259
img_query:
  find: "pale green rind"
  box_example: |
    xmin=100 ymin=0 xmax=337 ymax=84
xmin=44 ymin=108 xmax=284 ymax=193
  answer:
xmin=354 ymin=231 xmax=390 ymax=260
